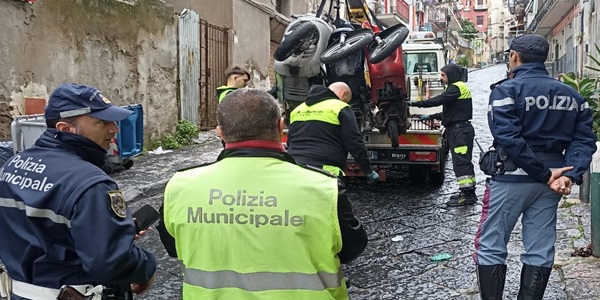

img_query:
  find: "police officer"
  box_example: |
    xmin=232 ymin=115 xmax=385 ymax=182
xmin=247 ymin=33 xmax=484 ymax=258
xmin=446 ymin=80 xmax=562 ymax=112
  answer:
xmin=216 ymin=65 xmax=250 ymax=103
xmin=408 ymin=64 xmax=477 ymax=206
xmin=0 ymin=83 xmax=157 ymax=300
xmin=286 ymin=82 xmax=380 ymax=182
xmin=157 ymin=89 xmax=367 ymax=300
xmin=474 ymin=34 xmax=596 ymax=300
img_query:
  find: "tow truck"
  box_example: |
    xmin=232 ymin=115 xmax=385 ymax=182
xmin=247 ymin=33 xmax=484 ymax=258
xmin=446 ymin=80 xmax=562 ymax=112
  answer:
xmin=277 ymin=1 xmax=461 ymax=185
xmin=348 ymin=31 xmax=450 ymax=184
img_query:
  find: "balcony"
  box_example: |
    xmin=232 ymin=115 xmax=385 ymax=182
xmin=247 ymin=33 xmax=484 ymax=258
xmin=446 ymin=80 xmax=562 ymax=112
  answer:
xmin=526 ymin=0 xmax=578 ymax=36
xmin=474 ymin=5 xmax=488 ymax=11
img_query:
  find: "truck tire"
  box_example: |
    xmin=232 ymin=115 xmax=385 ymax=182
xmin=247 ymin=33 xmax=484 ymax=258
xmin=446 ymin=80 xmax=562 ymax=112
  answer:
xmin=388 ymin=119 xmax=399 ymax=149
xmin=369 ymin=24 xmax=410 ymax=64
xmin=429 ymin=154 xmax=446 ymax=186
xmin=409 ymin=165 xmax=429 ymax=183
xmin=320 ymin=30 xmax=373 ymax=64
xmin=274 ymin=22 xmax=318 ymax=62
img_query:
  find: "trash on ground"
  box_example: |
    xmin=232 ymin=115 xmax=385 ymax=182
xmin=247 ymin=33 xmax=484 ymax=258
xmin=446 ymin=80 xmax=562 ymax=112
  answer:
xmin=429 ymin=253 xmax=452 ymax=262
xmin=148 ymin=146 xmax=173 ymax=155
xmin=571 ymin=244 xmax=593 ymax=257
xmin=391 ymin=235 xmax=403 ymax=242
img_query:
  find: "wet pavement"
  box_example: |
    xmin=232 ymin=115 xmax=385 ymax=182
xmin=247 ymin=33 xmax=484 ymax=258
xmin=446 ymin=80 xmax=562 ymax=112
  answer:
xmin=110 ymin=64 xmax=600 ymax=299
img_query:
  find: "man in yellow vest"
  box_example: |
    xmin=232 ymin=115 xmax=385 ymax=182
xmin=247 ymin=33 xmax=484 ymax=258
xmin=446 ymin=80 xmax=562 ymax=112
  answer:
xmin=157 ymin=89 xmax=367 ymax=300
xmin=287 ymin=82 xmax=380 ymax=183
xmin=408 ymin=63 xmax=477 ymax=206
xmin=216 ymin=65 xmax=250 ymax=103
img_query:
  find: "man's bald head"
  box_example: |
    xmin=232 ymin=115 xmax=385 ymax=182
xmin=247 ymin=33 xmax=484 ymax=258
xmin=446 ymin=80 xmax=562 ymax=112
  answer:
xmin=329 ymin=82 xmax=352 ymax=103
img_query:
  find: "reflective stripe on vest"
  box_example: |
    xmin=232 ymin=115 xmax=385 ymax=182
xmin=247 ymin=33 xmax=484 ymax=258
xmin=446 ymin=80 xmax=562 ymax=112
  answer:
xmin=217 ymin=86 xmax=236 ymax=103
xmin=452 ymin=81 xmax=471 ymax=100
xmin=290 ymin=99 xmax=349 ymax=125
xmin=163 ymin=156 xmax=345 ymax=299
xmin=183 ymin=267 xmax=344 ymax=291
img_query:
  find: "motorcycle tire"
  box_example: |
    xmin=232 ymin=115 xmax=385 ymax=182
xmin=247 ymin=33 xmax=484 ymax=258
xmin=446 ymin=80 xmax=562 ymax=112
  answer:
xmin=274 ymin=22 xmax=318 ymax=62
xmin=388 ymin=119 xmax=399 ymax=149
xmin=369 ymin=24 xmax=410 ymax=64
xmin=320 ymin=30 xmax=373 ymax=64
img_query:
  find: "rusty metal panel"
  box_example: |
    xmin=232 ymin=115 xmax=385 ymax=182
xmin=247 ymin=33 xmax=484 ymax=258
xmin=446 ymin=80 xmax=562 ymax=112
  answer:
xmin=199 ymin=19 xmax=230 ymax=129
xmin=178 ymin=9 xmax=201 ymax=125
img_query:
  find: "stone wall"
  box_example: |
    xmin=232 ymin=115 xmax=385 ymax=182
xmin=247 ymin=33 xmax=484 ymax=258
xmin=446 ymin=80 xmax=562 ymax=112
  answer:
xmin=0 ymin=0 xmax=178 ymax=143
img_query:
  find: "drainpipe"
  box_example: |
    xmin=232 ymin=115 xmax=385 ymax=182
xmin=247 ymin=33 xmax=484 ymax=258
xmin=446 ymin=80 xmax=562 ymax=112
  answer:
xmin=591 ymin=142 xmax=600 ymax=256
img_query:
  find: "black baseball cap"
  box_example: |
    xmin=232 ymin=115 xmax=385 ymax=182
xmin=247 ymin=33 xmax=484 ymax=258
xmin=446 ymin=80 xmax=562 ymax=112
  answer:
xmin=505 ymin=34 xmax=549 ymax=56
xmin=45 ymin=83 xmax=133 ymax=122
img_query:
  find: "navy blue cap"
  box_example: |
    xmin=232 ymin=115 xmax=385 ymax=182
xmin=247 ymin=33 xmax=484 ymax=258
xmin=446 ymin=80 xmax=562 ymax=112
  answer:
xmin=505 ymin=34 xmax=549 ymax=56
xmin=45 ymin=83 xmax=133 ymax=122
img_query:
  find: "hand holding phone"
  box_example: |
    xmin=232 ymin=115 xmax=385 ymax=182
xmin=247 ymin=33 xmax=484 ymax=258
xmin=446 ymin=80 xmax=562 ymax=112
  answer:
xmin=132 ymin=204 xmax=161 ymax=233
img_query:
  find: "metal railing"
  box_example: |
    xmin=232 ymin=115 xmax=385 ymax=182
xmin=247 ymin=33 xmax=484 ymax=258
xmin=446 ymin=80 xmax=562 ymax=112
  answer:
xmin=526 ymin=0 xmax=557 ymax=33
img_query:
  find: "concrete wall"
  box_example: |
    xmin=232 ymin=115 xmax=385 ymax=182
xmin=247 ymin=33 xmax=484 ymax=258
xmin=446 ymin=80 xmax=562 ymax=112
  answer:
xmin=164 ymin=0 xmax=233 ymax=28
xmin=233 ymin=0 xmax=273 ymax=89
xmin=0 ymin=0 xmax=178 ymax=144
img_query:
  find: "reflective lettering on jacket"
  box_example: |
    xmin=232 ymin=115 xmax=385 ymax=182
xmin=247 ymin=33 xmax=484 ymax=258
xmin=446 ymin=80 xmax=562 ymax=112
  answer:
xmin=163 ymin=156 xmax=347 ymax=300
xmin=290 ymin=99 xmax=349 ymax=125
xmin=524 ymin=95 xmax=588 ymax=112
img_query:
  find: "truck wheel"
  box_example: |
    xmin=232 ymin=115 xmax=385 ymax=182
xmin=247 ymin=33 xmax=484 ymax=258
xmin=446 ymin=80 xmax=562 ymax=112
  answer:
xmin=320 ymin=30 xmax=373 ymax=64
xmin=409 ymin=165 xmax=429 ymax=183
xmin=369 ymin=24 xmax=410 ymax=64
xmin=429 ymin=155 xmax=446 ymax=186
xmin=387 ymin=119 xmax=399 ymax=149
xmin=274 ymin=22 xmax=318 ymax=62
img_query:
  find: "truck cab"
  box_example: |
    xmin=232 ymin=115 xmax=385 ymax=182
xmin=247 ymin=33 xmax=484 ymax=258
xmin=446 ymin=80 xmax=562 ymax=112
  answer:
xmin=402 ymin=31 xmax=447 ymax=117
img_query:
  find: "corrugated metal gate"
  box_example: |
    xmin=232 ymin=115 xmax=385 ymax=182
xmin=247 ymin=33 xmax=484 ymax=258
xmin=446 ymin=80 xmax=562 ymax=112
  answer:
xmin=178 ymin=9 xmax=200 ymax=125
xmin=199 ymin=20 xmax=230 ymax=129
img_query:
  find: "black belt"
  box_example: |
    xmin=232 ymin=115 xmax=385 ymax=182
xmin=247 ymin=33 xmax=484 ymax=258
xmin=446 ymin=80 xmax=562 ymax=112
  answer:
xmin=446 ymin=121 xmax=471 ymax=128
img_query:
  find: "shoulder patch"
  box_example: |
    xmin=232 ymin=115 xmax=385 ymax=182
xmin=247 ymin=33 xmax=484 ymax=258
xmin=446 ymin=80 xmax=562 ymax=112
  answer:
xmin=298 ymin=163 xmax=337 ymax=178
xmin=108 ymin=190 xmax=127 ymax=219
xmin=177 ymin=161 xmax=217 ymax=172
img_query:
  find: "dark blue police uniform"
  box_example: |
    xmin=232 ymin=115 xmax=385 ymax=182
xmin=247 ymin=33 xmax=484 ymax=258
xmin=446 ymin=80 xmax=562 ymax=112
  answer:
xmin=0 ymin=83 xmax=156 ymax=300
xmin=474 ymin=34 xmax=597 ymax=300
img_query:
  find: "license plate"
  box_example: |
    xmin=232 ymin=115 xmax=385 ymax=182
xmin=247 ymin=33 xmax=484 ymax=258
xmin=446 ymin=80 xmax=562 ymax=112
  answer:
xmin=367 ymin=151 xmax=377 ymax=159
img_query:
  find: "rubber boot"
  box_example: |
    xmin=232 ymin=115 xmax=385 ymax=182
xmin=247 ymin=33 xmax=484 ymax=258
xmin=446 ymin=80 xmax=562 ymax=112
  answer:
xmin=517 ymin=264 xmax=552 ymax=300
xmin=476 ymin=264 xmax=506 ymax=300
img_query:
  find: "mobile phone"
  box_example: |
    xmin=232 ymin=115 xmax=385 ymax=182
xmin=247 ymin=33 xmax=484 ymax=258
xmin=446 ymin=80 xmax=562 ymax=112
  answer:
xmin=132 ymin=204 xmax=160 ymax=232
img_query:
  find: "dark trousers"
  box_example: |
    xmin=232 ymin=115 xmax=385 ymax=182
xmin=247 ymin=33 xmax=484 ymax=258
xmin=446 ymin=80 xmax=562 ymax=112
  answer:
xmin=447 ymin=122 xmax=476 ymax=191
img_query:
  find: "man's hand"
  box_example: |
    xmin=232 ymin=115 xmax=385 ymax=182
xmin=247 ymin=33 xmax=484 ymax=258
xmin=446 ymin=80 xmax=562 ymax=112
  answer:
xmin=366 ymin=170 xmax=380 ymax=184
xmin=133 ymin=217 xmax=153 ymax=240
xmin=546 ymin=166 xmax=573 ymax=186
xmin=550 ymin=176 xmax=573 ymax=195
xmin=407 ymin=101 xmax=417 ymax=106
xmin=131 ymin=274 xmax=155 ymax=294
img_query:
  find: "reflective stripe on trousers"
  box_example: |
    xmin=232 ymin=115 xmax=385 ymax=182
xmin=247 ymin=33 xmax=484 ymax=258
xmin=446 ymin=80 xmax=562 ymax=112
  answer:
xmin=183 ymin=267 xmax=344 ymax=291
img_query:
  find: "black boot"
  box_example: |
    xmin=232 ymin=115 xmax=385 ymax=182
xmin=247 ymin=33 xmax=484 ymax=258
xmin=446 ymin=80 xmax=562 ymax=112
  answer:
xmin=517 ymin=264 xmax=552 ymax=300
xmin=476 ymin=264 xmax=506 ymax=300
xmin=447 ymin=189 xmax=477 ymax=207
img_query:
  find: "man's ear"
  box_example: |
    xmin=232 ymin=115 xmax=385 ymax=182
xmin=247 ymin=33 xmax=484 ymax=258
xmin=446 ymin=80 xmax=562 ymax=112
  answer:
xmin=277 ymin=117 xmax=284 ymax=141
xmin=55 ymin=121 xmax=74 ymax=133
xmin=216 ymin=126 xmax=225 ymax=141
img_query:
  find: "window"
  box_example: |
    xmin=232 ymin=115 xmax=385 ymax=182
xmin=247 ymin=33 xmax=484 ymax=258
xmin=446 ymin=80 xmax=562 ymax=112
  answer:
xmin=477 ymin=16 xmax=484 ymax=25
xmin=403 ymin=52 xmax=439 ymax=75
xmin=477 ymin=0 xmax=484 ymax=5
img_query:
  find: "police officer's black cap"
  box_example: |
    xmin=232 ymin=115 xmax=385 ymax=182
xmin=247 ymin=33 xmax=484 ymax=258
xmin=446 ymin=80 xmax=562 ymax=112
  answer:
xmin=504 ymin=34 xmax=549 ymax=56
xmin=45 ymin=83 xmax=133 ymax=122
